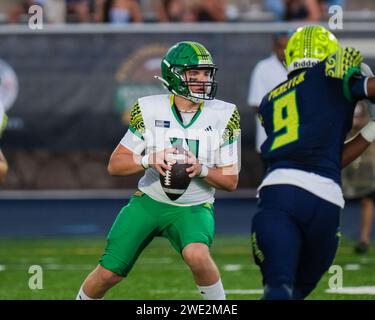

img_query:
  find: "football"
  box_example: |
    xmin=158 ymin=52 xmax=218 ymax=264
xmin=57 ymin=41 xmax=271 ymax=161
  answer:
xmin=160 ymin=153 xmax=192 ymax=200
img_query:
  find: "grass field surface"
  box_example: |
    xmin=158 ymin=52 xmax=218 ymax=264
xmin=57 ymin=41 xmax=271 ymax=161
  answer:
xmin=1 ymin=236 xmax=374 ymax=300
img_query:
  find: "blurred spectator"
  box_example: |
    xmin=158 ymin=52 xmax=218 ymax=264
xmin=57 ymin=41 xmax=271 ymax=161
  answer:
xmin=191 ymin=0 xmax=227 ymax=22
xmin=320 ymin=0 xmax=346 ymax=10
xmin=284 ymin=0 xmax=321 ymax=21
xmin=0 ymin=103 xmax=8 ymax=184
xmin=155 ymin=0 xmax=231 ymax=23
xmin=318 ymin=0 xmax=347 ymax=20
xmin=155 ymin=0 xmax=196 ymax=22
xmin=342 ymin=101 xmax=375 ymax=254
xmin=45 ymin=0 xmax=66 ymax=23
xmin=66 ymin=0 xmax=91 ymax=23
xmin=247 ymin=32 xmax=289 ymax=174
xmin=264 ymin=0 xmax=321 ymax=21
xmin=9 ymin=0 xmax=42 ymax=23
xmin=264 ymin=0 xmax=285 ymax=20
xmin=8 ymin=0 xmax=67 ymax=24
xmin=95 ymin=0 xmax=142 ymax=23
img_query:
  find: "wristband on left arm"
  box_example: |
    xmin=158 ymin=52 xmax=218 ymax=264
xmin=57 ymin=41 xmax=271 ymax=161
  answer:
xmin=360 ymin=121 xmax=375 ymax=143
xmin=198 ymin=165 xmax=209 ymax=178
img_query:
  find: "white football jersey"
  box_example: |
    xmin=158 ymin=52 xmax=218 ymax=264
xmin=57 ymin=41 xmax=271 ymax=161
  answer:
xmin=120 ymin=94 xmax=240 ymax=206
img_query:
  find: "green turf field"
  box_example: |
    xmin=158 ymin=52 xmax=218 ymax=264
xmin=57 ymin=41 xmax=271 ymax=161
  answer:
xmin=0 ymin=236 xmax=374 ymax=300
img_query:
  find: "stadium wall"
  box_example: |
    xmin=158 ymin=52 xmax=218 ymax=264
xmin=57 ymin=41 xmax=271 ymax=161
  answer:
xmin=0 ymin=23 xmax=374 ymax=190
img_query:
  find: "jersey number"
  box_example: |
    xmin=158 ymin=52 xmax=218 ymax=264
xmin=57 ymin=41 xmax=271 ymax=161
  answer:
xmin=170 ymin=137 xmax=199 ymax=157
xmin=271 ymin=90 xmax=299 ymax=151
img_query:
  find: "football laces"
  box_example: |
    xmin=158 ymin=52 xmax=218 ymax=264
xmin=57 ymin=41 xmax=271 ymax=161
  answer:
xmin=164 ymin=161 xmax=172 ymax=186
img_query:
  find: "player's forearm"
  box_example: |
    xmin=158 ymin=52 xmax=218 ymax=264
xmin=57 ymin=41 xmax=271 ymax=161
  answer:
xmin=0 ymin=162 xmax=7 ymax=183
xmin=0 ymin=151 xmax=8 ymax=184
xmin=367 ymin=77 xmax=375 ymax=100
xmin=107 ymin=153 xmax=144 ymax=177
xmin=342 ymin=133 xmax=370 ymax=168
xmin=203 ymin=167 xmax=238 ymax=192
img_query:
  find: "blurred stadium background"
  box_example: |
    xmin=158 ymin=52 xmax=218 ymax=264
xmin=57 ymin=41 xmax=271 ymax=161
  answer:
xmin=0 ymin=0 xmax=375 ymax=299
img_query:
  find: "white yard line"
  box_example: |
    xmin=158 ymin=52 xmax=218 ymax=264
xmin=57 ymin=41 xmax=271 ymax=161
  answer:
xmin=225 ymin=290 xmax=263 ymax=294
xmin=150 ymin=289 xmax=263 ymax=295
xmin=344 ymin=264 xmax=361 ymax=271
xmin=223 ymin=264 xmax=242 ymax=272
xmin=326 ymin=286 xmax=375 ymax=295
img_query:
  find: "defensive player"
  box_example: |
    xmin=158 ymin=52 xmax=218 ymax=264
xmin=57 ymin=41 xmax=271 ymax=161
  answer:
xmin=76 ymin=41 xmax=240 ymax=300
xmin=251 ymin=25 xmax=375 ymax=300
xmin=0 ymin=103 xmax=8 ymax=184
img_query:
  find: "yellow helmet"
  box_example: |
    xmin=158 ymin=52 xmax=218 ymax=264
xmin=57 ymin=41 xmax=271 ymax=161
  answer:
xmin=285 ymin=25 xmax=340 ymax=73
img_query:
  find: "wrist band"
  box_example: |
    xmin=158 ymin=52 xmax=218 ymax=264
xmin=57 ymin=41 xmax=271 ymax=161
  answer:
xmin=364 ymin=76 xmax=370 ymax=97
xmin=141 ymin=154 xmax=150 ymax=169
xmin=360 ymin=121 xmax=375 ymax=143
xmin=198 ymin=165 xmax=209 ymax=178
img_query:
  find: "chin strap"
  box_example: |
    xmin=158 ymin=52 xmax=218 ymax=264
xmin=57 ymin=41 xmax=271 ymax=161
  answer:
xmin=154 ymin=75 xmax=203 ymax=104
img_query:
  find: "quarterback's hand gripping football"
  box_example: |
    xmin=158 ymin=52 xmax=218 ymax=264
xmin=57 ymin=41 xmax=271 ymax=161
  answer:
xmin=185 ymin=151 xmax=203 ymax=178
xmin=148 ymin=148 xmax=177 ymax=176
xmin=325 ymin=47 xmax=363 ymax=80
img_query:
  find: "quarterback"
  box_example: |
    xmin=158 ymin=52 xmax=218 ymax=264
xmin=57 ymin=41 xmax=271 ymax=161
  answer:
xmin=251 ymin=25 xmax=375 ymax=300
xmin=76 ymin=41 xmax=240 ymax=300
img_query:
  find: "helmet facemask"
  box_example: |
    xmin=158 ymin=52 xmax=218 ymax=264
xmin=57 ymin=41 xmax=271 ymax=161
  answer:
xmin=173 ymin=65 xmax=218 ymax=103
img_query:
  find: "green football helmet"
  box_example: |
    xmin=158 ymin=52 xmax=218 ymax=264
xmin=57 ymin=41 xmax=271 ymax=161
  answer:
xmin=285 ymin=25 xmax=340 ymax=73
xmin=155 ymin=41 xmax=218 ymax=103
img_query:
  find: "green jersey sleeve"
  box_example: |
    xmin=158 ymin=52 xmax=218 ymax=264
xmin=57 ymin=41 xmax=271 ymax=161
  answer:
xmin=128 ymin=101 xmax=145 ymax=140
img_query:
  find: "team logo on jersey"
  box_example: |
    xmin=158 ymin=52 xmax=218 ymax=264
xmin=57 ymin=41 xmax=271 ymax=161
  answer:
xmin=0 ymin=59 xmax=19 ymax=112
xmin=114 ymin=44 xmax=170 ymax=125
xmin=155 ymin=120 xmax=170 ymax=128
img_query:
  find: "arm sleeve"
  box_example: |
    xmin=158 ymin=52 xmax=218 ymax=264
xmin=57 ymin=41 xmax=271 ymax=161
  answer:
xmin=215 ymin=107 xmax=240 ymax=167
xmin=341 ymin=65 xmax=368 ymax=102
xmin=119 ymin=101 xmax=146 ymax=155
xmin=347 ymin=75 xmax=368 ymax=102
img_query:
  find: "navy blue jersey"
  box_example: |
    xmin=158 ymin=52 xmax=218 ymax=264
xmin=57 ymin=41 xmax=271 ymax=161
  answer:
xmin=259 ymin=61 xmax=367 ymax=185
